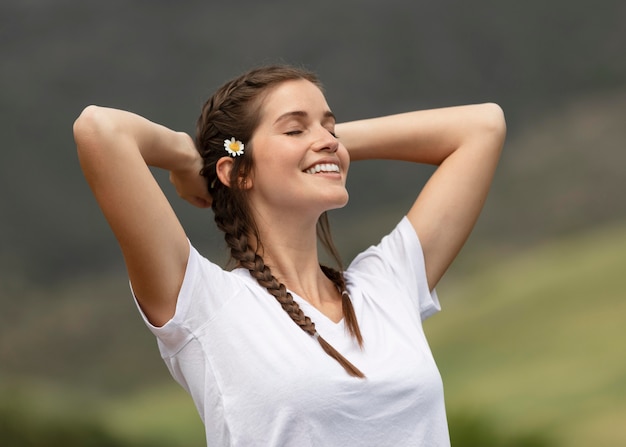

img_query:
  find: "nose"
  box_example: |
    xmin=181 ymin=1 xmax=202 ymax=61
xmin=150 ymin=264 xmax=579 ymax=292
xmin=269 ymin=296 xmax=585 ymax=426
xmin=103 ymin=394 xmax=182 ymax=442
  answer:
xmin=312 ymin=126 xmax=338 ymax=153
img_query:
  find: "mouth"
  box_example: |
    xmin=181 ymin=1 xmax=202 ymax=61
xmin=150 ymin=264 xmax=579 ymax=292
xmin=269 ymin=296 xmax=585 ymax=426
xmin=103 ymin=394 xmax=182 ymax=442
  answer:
xmin=304 ymin=163 xmax=340 ymax=175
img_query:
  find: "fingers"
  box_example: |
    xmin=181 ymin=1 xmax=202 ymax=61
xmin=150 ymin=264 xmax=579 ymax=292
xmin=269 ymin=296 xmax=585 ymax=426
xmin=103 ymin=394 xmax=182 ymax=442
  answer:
xmin=169 ymin=172 xmax=212 ymax=208
xmin=189 ymin=196 xmax=212 ymax=208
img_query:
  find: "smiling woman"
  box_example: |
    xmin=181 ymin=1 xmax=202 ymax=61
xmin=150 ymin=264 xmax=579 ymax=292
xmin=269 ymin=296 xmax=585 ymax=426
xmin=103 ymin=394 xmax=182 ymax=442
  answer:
xmin=74 ymin=64 xmax=505 ymax=446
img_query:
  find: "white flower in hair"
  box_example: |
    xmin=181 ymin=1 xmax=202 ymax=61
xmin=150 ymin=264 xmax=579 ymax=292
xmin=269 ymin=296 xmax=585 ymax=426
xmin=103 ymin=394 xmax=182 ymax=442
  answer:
xmin=224 ymin=137 xmax=245 ymax=156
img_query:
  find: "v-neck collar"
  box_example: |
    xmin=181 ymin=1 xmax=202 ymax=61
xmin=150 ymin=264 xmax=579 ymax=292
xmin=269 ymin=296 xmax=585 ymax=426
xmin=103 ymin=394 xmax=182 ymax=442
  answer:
xmin=289 ymin=289 xmax=345 ymax=329
xmin=232 ymin=267 xmax=346 ymax=331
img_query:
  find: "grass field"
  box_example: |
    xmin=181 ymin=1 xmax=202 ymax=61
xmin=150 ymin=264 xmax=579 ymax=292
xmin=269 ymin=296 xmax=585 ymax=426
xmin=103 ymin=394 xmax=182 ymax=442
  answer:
xmin=100 ymin=385 xmax=206 ymax=446
xmin=2 ymin=222 xmax=624 ymax=446
xmin=429 ymin=221 xmax=626 ymax=446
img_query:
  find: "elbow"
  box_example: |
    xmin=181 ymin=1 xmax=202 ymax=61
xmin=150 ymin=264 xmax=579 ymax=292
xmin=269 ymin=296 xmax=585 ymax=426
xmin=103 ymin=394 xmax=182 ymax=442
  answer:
xmin=481 ymin=103 xmax=507 ymax=149
xmin=73 ymin=105 xmax=102 ymax=145
xmin=73 ymin=105 xmax=115 ymax=157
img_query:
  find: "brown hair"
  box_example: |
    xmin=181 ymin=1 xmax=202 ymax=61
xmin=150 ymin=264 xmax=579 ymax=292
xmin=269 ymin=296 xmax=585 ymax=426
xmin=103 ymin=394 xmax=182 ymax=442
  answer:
xmin=195 ymin=65 xmax=364 ymax=378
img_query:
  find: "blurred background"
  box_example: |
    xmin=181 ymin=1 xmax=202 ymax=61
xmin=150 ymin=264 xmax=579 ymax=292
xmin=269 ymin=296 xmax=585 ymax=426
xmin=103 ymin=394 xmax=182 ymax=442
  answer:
xmin=1 ymin=0 xmax=625 ymax=445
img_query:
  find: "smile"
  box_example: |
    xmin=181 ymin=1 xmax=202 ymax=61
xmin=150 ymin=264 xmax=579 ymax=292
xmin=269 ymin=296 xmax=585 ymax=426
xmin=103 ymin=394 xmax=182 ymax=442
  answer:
xmin=305 ymin=163 xmax=340 ymax=175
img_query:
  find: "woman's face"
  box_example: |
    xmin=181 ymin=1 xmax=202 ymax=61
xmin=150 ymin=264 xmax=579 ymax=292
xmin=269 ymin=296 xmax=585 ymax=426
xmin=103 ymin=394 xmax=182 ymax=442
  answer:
xmin=246 ymin=79 xmax=350 ymax=221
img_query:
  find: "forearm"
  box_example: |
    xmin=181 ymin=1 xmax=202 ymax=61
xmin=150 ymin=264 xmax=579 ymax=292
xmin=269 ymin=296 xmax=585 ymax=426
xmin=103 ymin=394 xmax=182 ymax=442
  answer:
xmin=336 ymin=103 xmax=506 ymax=165
xmin=74 ymin=105 xmax=197 ymax=173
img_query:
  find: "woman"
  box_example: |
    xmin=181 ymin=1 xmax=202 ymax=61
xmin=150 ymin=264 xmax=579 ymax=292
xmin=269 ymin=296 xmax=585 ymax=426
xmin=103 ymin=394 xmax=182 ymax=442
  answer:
xmin=74 ymin=65 xmax=505 ymax=446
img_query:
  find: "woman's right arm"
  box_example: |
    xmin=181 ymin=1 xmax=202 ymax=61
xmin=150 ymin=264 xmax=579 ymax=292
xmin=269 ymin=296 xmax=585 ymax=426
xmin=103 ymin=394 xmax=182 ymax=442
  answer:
xmin=73 ymin=105 xmax=210 ymax=326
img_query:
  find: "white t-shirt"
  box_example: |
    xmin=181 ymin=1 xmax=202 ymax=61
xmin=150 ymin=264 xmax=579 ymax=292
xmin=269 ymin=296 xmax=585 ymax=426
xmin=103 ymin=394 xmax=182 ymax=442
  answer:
xmin=135 ymin=217 xmax=450 ymax=446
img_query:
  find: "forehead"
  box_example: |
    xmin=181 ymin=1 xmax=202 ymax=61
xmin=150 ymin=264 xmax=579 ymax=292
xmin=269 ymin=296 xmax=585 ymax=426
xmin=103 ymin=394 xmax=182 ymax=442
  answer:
xmin=259 ymin=79 xmax=330 ymax=120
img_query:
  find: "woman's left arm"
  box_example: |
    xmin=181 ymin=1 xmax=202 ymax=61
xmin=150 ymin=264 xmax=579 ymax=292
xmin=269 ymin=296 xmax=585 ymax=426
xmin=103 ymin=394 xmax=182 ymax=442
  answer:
xmin=336 ymin=103 xmax=506 ymax=290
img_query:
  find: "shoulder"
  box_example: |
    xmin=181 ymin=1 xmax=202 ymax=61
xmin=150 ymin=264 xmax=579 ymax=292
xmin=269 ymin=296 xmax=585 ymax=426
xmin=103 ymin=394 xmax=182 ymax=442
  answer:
xmin=141 ymin=242 xmax=251 ymax=331
xmin=346 ymin=217 xmax=440 ymax=320
xmin=348 ymin=217 xmax=422 ymax=277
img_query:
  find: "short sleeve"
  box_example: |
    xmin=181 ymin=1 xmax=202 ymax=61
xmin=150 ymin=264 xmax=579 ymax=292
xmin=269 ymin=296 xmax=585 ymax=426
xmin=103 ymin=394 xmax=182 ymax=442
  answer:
xmin=347 ymin=216 xmax=440 ymax=320
xmin=131 ymin=240 xmax=243 ymax=357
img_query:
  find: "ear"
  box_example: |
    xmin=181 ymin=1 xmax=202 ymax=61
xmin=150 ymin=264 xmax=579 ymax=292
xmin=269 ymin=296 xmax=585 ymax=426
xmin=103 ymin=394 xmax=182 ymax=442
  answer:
xmin=216 ymin=157 xmax=253 ymax=190
xmin=216 ymin=157 xmax=234 ymax=187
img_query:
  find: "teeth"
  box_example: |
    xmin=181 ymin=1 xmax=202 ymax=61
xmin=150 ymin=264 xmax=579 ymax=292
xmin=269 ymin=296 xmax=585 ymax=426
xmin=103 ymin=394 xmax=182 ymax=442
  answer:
xmin=305 ymin=163 xmax=340 ymax=175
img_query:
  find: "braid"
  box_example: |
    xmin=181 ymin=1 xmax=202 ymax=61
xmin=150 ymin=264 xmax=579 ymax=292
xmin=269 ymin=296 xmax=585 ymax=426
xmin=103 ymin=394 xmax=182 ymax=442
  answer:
xmin=320 ymin=265 xmax=363 ymax=348
xmin=246 ymin=253 xmax=317 ymax=336
xmin=214 ymin=196 xmax=365 ymax=378
xmin=196 ymin=65 xmax=365 ymax=378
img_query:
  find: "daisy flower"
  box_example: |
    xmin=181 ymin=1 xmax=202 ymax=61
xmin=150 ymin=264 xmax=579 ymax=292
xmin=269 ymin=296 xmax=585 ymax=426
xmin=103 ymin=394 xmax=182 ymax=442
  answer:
xmin=224 ymin=137 xmax=245 ymax=156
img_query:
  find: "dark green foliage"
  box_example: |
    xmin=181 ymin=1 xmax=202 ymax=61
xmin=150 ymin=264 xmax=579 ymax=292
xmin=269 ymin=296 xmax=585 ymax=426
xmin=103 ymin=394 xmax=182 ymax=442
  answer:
xmin=448 ymin=410 xmax=555 ymax=447
xmin=0 ymin=400 xmax=158 ymax=447
xmin=0 ymin=406 xmax=122 ymax=447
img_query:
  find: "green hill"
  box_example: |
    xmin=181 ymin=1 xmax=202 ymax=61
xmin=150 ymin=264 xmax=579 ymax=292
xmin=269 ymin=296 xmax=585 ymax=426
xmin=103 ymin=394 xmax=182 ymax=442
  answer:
xmin=429 ymin=220 xmax=626 ymax=446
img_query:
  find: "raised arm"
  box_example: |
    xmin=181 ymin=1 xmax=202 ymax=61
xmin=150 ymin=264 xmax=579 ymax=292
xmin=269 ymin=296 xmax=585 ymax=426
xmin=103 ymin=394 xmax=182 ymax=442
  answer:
xmin=336 ymin=103 xmax=506 ymax=290
xmin=73 ymin=106 xmax=210 ymax=326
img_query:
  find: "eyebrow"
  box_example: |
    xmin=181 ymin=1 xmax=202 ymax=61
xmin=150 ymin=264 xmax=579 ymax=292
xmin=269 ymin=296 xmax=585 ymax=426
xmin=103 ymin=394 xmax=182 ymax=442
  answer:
xmin=273 ymin=110 xmax=336 ymax=125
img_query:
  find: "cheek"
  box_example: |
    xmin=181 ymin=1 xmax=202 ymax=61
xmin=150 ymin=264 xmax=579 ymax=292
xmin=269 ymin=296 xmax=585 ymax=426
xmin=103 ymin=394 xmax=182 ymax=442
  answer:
xmin=249 ymin=152 xmax=287 ymax=189
xmin=339 ymin=146 xmax=350 ymax=173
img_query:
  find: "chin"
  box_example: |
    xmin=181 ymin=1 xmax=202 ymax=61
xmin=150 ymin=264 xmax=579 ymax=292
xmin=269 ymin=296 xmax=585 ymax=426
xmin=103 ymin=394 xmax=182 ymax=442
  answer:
xmin=325 ymin=191 xmax=349 ymax=211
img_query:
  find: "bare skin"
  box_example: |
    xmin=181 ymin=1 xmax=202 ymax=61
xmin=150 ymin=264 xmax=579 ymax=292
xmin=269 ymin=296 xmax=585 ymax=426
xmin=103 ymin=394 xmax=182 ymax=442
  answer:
xmin=337 ymin=103 xmax=506 ymax=290
xmin=74 ymin=80 xmax=505 ymax=327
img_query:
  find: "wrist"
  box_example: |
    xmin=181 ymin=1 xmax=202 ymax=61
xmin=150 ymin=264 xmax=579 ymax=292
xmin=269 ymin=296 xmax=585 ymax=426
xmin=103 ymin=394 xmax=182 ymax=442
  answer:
xmin=170 ymin=132 xmax=203 ymax=175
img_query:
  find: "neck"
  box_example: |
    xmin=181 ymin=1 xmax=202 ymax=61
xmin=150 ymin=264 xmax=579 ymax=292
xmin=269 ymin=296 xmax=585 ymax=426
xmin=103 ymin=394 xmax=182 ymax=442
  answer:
xmin=256 ymin=212 xmax=320 ymax=280
xmin=252 ymin=210 xmax=341 ymax=314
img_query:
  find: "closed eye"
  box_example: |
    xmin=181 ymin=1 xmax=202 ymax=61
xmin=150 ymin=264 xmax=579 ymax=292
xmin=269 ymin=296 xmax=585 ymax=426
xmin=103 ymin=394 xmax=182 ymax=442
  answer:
xmin=285 ymin=130 xmax=303 ymax=136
